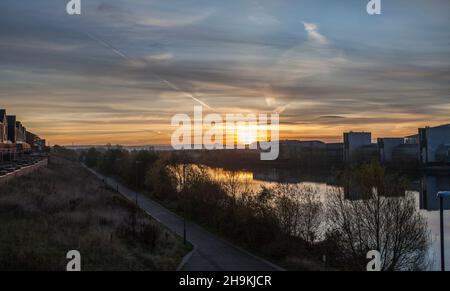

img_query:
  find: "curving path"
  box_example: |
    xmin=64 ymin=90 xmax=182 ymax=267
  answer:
xmin=84 ymin=165 xmax=284 ymax=271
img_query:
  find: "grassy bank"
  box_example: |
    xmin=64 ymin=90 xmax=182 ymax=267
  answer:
xmin=0 ymin=155 xmax=191 ymax=271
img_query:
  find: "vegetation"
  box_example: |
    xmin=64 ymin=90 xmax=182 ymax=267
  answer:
xmin=0 ymin=152 xmax=190 ymax=271
xmin=81 ymin=147 xmax=430 ymax=271
xmin=175 ymin=148 xmax=344 ymax=170
xmin=324 ymin=163 xmax=430 ymax=271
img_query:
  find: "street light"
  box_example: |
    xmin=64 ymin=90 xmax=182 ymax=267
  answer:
xmin=114 ymin=157 xmax=123 ymax=193
xmin=437 ymin=191 xmax=450 ymax=271
xmin=182 ymin=163 xmax=187 ymax=245
xmin=135 ymin=160 xmax=142 ymax=206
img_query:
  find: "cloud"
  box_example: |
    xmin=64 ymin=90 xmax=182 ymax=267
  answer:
xmin=127 ymin=53 xmax=174 ymax=68
xmin=145 ymin=53 xmax=174 ymax=61
xmin=265 ymin=96 xmax=276 ymax=106
xmin=247 ymin=3 xmax=279 ymax=26
xmin=97 ymin=3 xmax=214 ymax=28
xmin=303 ymin=22 xmax=328 ymax=45
xmin=0 ymin=39 xmax=82 ymax=52
xmin=1 ymin=0 xmax=450 ymax=144
xmin=136 ymin=11 xmax=214 ymax=28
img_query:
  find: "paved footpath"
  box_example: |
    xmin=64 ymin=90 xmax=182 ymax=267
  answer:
xmin=84 ymin=165 xmax=284 ymax=271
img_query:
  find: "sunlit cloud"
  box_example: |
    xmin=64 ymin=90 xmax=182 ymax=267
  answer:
xmin=303 ymin=22 xmax=328 ymax=45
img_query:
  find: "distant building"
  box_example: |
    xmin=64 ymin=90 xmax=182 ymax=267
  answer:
xmin=343 ymin=132 xmax=372 ymax=163
xmin=1 ymin=110 xmax=44 ymax=159
xmin=392 ymin=144 xmax=419 ymax=164
xmin=326 ymin=143 xmax=344 ymax=163
xmin=359 ymin=144 xmax=379 ymax=161
xmin=0 ymin=109 xmax=7 ymax=143
xmin=405 ymin=134 xmax=419 ymax=145
xmin=278 ymin=140 xmax=326 ymax=160
xmin=279 ymin=140 xmax=302 ymax=160
xmin=419 ymin=124 xmax=450 ymax=166
xmin=378 ymin=138 xmax=404 ymax=163
xmin=420 ymin=175 xmax=450 ymax=210
xmin=298 ymin=140 xmax=326 ymax=149
xmin=6 ymin=115 xmax=16 ymax=143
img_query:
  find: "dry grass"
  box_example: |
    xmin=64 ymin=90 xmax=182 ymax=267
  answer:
xmin=0 ymin=155 xmax=190 ymax=271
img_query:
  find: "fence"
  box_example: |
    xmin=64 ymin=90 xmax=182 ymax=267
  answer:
xmin=0 ymin=158 xmax=48 ymax=186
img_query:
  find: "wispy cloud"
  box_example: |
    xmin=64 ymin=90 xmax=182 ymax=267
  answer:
xmin=84 ymin=32 xmax=213 ymax=110
xmin=0 ymin=39 xmax=82 ymax=52
xmin=247 ymin=3 xmax=279 ymax=26
xmin=303 ymin=22 xmax=328 ymax=45
xmin=97 ymin=3 xmax=214 ymax=28
xmin=145 ymin=53 xmax=174 ymax=61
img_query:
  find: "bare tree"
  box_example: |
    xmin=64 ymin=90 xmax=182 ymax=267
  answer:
xmin=221 ymin=171 xmax=252 ymax=204
xmin=272 ymin=184 xmax=323 ymax=245
xmin=325 ymin=163 xmax=430 ymax=271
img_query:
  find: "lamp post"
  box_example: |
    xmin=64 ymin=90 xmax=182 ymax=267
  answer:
xmin=182 ymin=163 xmax=187 ymax=245
xmin=115 ymin=158 xmax=122 ymax=193
xmin=437 ymin=191 xmax=450 ymax=271
xmin=135 ymin=160 xmax=142 ymax=206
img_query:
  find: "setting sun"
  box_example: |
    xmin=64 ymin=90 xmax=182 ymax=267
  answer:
xmin=236 ymin=124 xmax=258 ymax=145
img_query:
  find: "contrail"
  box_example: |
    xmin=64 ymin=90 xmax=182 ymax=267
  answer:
xmin=85 ymin=32 xmax=127 ymax=59
xmin=84 ymin=32 xmax=213 ymax=110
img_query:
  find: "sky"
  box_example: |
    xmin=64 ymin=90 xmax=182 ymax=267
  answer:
xmin=0 ymin=0 xmax=449 ymax=145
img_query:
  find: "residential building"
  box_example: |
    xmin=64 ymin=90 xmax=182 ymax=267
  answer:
xmin=0 ymin=109 xmax=7 ymax=143
xmin=7 ymin=115 xmax=16 ymax=143
xmin=26 ymin=131 xmax=39 ymax=148
xmin=38 ymin=139 xmax=46 ymax=149
xmin=15 ymin=121 xmax=26 ymax=143
xmin=419 ymin=124 xmax=450 ymax=165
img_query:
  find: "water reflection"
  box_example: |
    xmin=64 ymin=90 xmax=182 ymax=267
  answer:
xmin=201 ymin=165 xmax=450 ymax=270
xmin=252 ymin=168 xmax=335 ymax=185
xmin=420 ymin=175 xmax=450 ymax=211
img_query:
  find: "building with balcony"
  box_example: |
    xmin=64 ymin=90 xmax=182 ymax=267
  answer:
xmin=15 ymin=121 xmax=26 ymax=143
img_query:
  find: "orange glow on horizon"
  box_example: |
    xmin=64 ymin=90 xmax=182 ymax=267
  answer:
xmin=43 ymin=124 xmax=441 ymax=146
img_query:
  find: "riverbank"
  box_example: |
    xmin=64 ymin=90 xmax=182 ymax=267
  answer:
xmin=0 ymin=155 xmax=191 ymax=271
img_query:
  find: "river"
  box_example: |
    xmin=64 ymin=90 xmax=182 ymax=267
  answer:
xmin=200 ymin=165 xmax=450 ymax=271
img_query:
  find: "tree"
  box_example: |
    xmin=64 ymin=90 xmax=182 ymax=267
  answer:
xmin=145 ymin=159 xmax=176 ymax=200
xmin=325 ymin=162 xmax=430 ymax=271
xmin=272 ymin=184 xmax=323 ymax=245
xmin=84 ymin=148 xmax=100 ymax=168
